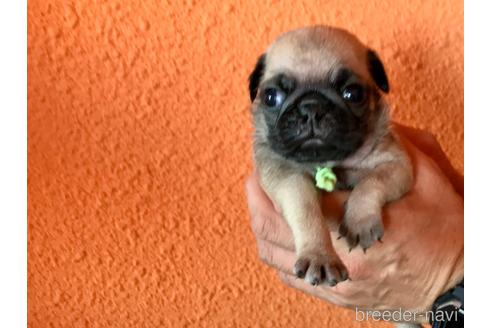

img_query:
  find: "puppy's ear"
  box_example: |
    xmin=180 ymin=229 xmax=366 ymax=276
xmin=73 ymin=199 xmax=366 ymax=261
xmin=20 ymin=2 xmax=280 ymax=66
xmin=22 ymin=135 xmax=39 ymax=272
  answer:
xmin=367 ymin=50 xmax=389 ymax=93
xmin=248 ymin=54 xmax=266 ymax=101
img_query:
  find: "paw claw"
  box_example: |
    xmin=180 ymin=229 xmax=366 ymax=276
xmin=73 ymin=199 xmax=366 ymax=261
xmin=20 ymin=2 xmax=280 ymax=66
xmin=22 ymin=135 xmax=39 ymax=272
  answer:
xmin=294 ymin=252 xmax=347 ymax=287
xmin=340 ymin=269 xmax=349 ymax=282
xmin=294 ymin=258 xmax=309 ymax=278
xmin=338 ymin=222 xmax=348 ymax=237
xmin=340 ymin=209 xmax=384 ymax=250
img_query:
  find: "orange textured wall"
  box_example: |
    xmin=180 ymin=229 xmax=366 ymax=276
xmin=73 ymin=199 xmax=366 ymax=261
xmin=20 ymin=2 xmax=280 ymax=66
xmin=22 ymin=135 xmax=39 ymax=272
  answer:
xmin=28 ymin=1 xmax=463 ymax=327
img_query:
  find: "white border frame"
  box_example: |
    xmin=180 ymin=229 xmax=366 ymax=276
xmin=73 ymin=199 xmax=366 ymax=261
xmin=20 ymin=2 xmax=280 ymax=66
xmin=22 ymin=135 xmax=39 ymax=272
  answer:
xmin=0 ymin=1 xmax=27 ymax=327
xmin=0 ymin=1 xmax=485 ymax=327
xmin=465 ymin=1 xmax=492 ymax=327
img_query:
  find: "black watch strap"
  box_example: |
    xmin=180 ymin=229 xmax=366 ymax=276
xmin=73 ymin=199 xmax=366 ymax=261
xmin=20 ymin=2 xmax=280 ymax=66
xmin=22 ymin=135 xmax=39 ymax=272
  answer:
xmin=431 ymin=280 xmax=464 ymax=328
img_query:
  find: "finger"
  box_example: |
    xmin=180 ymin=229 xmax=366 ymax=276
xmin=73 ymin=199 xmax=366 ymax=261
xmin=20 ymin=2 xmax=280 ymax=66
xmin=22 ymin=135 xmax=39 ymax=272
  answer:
xmin=398 ymin=135 xmax=459 ymax=199
xmin=245 ymin=172 xmax=276 ymax=218
xmin=256 ymin=238 xmax=297 ymax=274
xmin=246 ymin=172 xmax=293 ymax=245
xmin=393 ymin=123 xmax=463 ymax=196
xmin=246 ymin=174 xmax=295 ymax=248
xmin=277 ymin=271 xmax=349 ymax=307
xmin=394 ymin=123 xmax=444 ymax=158
xmin=250 ymin=210 xmax=295 ymax=249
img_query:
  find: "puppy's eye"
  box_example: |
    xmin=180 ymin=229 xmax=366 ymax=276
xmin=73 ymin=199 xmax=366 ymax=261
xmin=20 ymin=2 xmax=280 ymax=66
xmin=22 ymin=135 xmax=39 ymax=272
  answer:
xmin=342 ymin=84 xmax=365 ymax=103
xmin=263 ymin=88 xmax=285 ymax=107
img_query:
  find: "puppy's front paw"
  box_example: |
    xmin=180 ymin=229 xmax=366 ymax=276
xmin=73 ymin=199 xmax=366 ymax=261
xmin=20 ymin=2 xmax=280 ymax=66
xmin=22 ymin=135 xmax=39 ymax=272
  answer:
xmin=339 ymin=212 xmax=384 ymax=251
xmin=293 ymin=252 xmax=348 ymax=286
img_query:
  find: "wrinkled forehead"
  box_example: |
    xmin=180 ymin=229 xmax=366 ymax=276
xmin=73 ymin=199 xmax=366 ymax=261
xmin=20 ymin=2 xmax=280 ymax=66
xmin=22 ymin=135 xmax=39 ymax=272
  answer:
xmin=262 ymin=30 xmax=369 ymax=83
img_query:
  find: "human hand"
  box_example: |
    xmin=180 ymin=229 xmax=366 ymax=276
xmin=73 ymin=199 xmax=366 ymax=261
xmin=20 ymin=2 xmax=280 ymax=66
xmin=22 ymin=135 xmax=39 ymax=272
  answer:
xmin=246 ymin=124 xmax=463 ymax=322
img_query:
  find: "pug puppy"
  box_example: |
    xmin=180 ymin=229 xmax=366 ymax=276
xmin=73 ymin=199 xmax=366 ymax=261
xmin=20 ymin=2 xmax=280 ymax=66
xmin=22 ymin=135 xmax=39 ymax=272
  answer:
xmin=249 ymin=26 xmax=413 ymax=287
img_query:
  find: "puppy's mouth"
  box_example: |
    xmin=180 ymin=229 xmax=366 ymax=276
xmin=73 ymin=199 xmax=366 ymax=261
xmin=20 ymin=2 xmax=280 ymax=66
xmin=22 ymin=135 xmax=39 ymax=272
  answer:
xmin=300 ymin=138 xmax=325 ymax=149
xmin=295 ymin=142 xmax=330 ymax=163
xmin=286 ymin=139 xmax=345 ymax=163
xmin=272 ymin=126 xmax=352 ymax=163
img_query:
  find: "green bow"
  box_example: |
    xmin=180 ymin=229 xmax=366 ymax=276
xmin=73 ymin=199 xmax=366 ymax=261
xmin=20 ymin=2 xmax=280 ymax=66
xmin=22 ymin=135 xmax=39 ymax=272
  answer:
xmin=315 ymin=167 xmax=337 ymax=192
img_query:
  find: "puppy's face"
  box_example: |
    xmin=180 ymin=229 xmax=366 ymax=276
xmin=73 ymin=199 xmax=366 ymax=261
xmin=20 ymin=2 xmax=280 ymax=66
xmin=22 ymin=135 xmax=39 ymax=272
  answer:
xmin=249 ymin=26 xmax=389 ymax=163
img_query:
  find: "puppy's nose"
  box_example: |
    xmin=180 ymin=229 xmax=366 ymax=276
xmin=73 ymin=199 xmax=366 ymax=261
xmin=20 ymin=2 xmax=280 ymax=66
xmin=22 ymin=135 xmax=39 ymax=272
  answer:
xmin=298 ymin=96 xmax=326 ymax=121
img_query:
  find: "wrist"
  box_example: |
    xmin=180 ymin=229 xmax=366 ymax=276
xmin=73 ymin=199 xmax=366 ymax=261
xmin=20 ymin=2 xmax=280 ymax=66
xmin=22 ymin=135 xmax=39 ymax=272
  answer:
xmin=428 ymin=247 xmax=464 ymax=326
xmin=419 ymin=244 xmax=464 ymax=314
xmin=431 ymin=280 xmax=464 ymax=327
